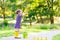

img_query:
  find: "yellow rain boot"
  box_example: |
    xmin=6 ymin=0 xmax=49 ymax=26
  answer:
xmin=15 ymin=31 xmax=19 ymax=38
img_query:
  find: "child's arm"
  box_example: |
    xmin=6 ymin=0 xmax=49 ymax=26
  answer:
xmin=22 ymin=12 xmax=28 ymax=16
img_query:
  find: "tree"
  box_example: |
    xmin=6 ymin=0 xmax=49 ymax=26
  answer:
xmin=47 ymin=0 xmax=54 ymax=24
xmin=0 ymin=0 xmax=6 ymax=20
xmin=10 ymin=0 xmax=16 ymax=19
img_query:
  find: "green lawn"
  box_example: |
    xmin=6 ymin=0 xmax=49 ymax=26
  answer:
xmin=52 ymin=34 xmax=60 ymax=40
xmin=0 ymin=22 xmax=60 ymax=38
xmin=0 ymin=28 xmax=47 ymax=38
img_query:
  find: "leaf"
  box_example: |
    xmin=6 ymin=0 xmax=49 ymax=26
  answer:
xmin=10 ymin=0 xmax=16 ymax=2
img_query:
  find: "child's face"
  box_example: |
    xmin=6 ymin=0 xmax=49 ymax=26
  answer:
xmin=18 ymin=11 xmax=22 ymax=14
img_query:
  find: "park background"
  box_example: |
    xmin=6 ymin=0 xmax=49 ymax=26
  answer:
xmin=0 ymin=0 xmax=60 ymax=40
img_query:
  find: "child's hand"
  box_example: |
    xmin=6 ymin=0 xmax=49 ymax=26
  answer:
xmin=25 ymin=13 xmax=28 ymax=15
xmin=24 ymin=12 xmax=28 ymax=15
xmin=23 ymin=12 xmax=28 ymax=16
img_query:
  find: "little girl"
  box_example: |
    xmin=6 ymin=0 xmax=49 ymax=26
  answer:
xmin=14 ymin=9 xmax=27 ymax=38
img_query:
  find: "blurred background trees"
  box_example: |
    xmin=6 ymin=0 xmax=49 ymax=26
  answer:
xmin=0 ymin=0 xmax=60 ymax=26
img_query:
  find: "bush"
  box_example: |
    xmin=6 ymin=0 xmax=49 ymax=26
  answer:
xmin=3 ymin=20 xmax=8 ymax=26
xmin=40 ymin=26 xmax=49 ymax=30
xmin=49 ymin=24 xmax=57 ymax=29
xmin=0 ymin=23 xmax=2 ymax=27
xmin=35 ymin=24 xmax=59 ymax=30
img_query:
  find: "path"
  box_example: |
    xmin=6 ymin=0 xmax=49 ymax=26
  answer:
xmin=28 ymin=30 xmax=60 ymax=40
xmin=0 ymin=30 xmax=60 ymax=40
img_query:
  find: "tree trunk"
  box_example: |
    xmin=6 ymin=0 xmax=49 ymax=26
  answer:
xmin=3 ymin=8 xmax=5 ymax=20
xmin=29 ymin=18 xmax=32 ymax=26
xmin=47 ymin=0 xmax=54 ymax=24
xmin=50 ymin=0 xmax=54 ymax=24
xmin=0 ymin=0 xmax=5 ymax=20
xmin=36 ymin=14 xmax=39 ymax=23
xmin=2 ymin=0 xmax=5 ymax=20
xmin=50 ymin=14 xmax=54 ymax=24
xmin=40 ymin=16 xmax=43 ymax=24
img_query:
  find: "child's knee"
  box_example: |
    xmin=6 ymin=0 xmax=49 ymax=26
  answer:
xmin=15 ymin=28 xmax=19 ymax=32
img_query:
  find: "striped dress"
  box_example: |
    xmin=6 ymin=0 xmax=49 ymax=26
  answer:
xmin=14 ymin=14 xmax=22 ymax=28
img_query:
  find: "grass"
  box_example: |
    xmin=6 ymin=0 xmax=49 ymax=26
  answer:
xmin=0 ymin=30 xmax=14 ymax=38
xmin=0 ymin=27 xmax=47 ymax=38
xmin=32 ymin=24 xmax=60 ymax=30
xmin=52 ymin=34 xmax=60 ymax=40
xmin=0 ymin=23 xmax=60 ymax=38
xmin=0 ymin=32 xmax=14 ymax=38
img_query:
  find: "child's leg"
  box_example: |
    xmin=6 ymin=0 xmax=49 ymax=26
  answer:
xmin=15 ymin=28 xmax=19 ymax=38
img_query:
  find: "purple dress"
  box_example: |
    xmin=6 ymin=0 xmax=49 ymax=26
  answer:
xmin=14 ymin=14 xmax=22 ymax=28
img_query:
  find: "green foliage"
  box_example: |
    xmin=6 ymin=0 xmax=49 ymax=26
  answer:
xmin=0 ymin=0 xmax=60 ymax=24
xmin=0 ymin=23 xmax=2 ymax=27
xmin=6 ymin=3 xmax=11 ymax=9
xmin=40 ymin=26 xmax=48 ymax=30
xmin=10 ymin=0 xmax=16 ymax=3
xmin=33 ymin=24 xmax=60 ymax=30
xmin=12 ymin=4 xmax=16 ymax=12
xmin=28 ymin=10 xmax=35 ymax=18
xmin=3 ymin=20 xmax=8 ymax=26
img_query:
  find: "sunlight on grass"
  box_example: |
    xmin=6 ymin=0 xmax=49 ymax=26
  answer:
xmin=52 ymin=34 xmax=60 ymax=40
xmin=0 ymin=28 xmax=47 ymax=38
xmin=0 ymin=32 xmax=14 ymax=38
xmin=0 ymin=23 xmax=60 ymax=38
